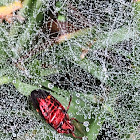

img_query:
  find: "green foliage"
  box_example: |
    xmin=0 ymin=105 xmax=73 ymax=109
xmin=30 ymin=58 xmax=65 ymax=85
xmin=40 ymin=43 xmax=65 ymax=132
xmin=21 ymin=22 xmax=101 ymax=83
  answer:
xmin=0 ymin=0 xmax=139 ymax=139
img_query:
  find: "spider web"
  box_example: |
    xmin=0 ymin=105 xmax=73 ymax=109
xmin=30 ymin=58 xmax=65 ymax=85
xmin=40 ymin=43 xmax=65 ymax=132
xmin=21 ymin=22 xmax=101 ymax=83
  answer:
xmin=0 ymin=0 xmax=140 ymax=140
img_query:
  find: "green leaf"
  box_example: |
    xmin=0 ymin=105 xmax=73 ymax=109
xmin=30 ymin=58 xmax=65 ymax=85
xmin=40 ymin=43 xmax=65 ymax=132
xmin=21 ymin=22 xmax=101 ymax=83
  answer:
xmin=0 ymin=76 xmax=12 ymax=85
xmin=87 ymin=111 xmax=105 ymax=140
xmin=58 ymin=15 xmax=66 ymax=22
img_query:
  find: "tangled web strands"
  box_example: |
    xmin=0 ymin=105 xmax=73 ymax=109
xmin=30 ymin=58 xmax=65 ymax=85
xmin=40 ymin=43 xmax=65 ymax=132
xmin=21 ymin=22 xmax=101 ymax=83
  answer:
xmin=0 ymin=0 xmax=140 ymax=140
